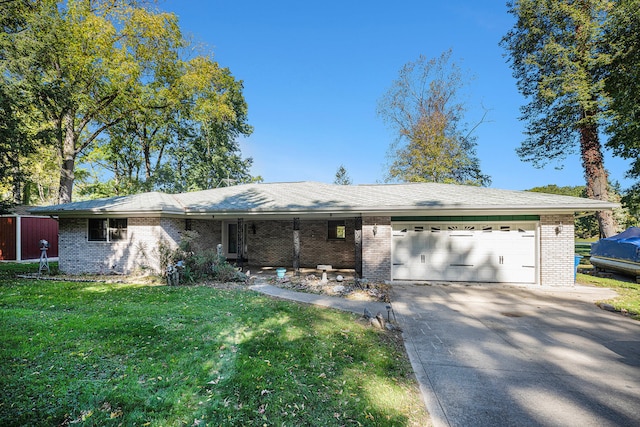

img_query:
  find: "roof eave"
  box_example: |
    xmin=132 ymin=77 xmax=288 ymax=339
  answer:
xmin=32 ymin=201 xmax=618 ymax=219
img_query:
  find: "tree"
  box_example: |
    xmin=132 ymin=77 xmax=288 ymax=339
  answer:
xmin=528 ymin=183 xmax=633 ymax=237
xmin=334 ymin=164 xmax=352 ymax=185
xmin=377 ymin=50 xmax=490 ymax=186
xmin=502 ymin=0 xmax=617 ymax=237
xmin=0 ymin=78 xmax=41 ymax=205
xmin=527 ymin=184 xmax=598 ymax=238
xmin=621 ymin=185 xmax=640 ymax=226
xmin=81 ymin=55 xmax=254 ymax=196
xmin=2 ymin=0 xmax=254 ymax=203
xmin=604 ymin=0 xmax=640 ymax=218
xmin=2 ymin=0 xmax=185 ymax=203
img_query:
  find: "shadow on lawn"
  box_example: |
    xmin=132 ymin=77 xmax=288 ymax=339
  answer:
xmin=0 ymin=281 xmax=427 ymax=426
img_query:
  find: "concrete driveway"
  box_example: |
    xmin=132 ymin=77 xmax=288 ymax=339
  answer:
xmin=392 ymin=283 xmax=640 ymax=427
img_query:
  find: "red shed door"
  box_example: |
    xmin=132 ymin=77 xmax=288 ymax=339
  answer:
xmin=0 ymin=218 xmax=17 ymax=260
xmin=21 ymin=217 xmax=59 ymax=260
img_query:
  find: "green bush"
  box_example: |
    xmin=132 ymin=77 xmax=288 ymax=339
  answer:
xmin=211 ymin=260 xmax=242 ymax=282
xmin=160 ymin=231 xmax=245 ymax=283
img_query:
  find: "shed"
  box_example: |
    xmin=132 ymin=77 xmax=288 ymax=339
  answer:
xmin=0 ymin=206 xmax=58 ymax=261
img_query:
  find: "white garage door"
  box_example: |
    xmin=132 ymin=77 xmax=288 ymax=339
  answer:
xmin=392 ymin=222 xmax=537 ymax=283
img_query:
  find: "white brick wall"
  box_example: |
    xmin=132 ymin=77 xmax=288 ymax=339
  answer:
xmin=539 ymin=214 xmax=576 ymax=286
xmin=58 ymin=217 xmax=182 ymax=275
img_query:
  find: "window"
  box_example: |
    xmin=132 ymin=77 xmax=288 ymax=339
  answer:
xmin=328 ymin=220 xmax=346 ymax=240
xmin=109 ymin=219 xmax=127 ymax=241
xmin=88 ymin=218 xmax=127 ymax=242
xmin=227 ymin=222 xmax=238 ymax=254
xmin=88 ymin=219 xmax=107 ymax=241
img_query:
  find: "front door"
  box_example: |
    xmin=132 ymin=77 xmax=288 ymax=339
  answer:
xmin=222 ymin=220 xmax=246 ymax=260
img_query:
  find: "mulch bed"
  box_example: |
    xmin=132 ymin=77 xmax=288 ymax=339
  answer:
xmin=260 ymin=273 xmax=391 ymax=303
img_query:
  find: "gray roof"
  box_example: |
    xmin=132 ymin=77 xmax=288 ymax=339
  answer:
xmin=29 ymin=181 xmax=618 ymax=218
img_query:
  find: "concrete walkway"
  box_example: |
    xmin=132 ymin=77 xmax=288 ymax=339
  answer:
xmin=248 ymin=283 xmax=390 ymax=315
xmin=392 ymin=282 xmax=640 ymax=427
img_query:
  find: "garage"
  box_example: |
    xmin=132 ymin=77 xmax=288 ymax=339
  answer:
xmin=392 ymin=219 xmax=538 ymax=283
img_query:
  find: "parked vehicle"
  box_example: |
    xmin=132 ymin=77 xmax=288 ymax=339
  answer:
xmin=590 ymin=227 xmax=640 ymax=282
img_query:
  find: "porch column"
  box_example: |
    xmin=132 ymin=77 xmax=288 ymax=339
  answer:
xmin=354 ymin=217 xmax=362 ymax=277
xmin=236 ymin=218 xmax=244 ymax=270
xmin=293 ymin=217 xmax=300 ymax=273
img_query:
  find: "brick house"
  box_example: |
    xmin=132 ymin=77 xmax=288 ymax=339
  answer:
xmin=30 ymin=181 xmax=616 ymax=286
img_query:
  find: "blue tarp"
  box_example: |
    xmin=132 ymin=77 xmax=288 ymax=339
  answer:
xmin=591 ymin=227 xmax=640 ymax=263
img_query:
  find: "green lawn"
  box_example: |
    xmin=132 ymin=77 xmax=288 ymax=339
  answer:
xmin=0 ymin=269 xmax=429 ymax=426
xmin=0 ymin=261 xmax=59 ymax=279
xmin=577 ymin=273 xmax=640 ymax=320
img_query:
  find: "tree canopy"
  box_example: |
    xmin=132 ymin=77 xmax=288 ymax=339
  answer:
xmin=0 ymin=0 xmax=254 ymax=203
xmin=377 ymin=50 xmax=490 ymax=186
xmin=604 ymin=0 xmax=640 ymax=215
xmin=502 ymin=0 xmax=617 ymax=237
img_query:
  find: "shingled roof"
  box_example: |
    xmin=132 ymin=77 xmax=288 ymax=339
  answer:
xmin=29 ymin=181 xmax=618 ymax=217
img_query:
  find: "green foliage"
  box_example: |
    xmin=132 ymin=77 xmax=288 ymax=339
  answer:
xmin=621 ymin=183 xmax=640 ymax=226
xmin=527 ymin=183 xmax=632 ymax=237
xmin=502 ymin=0 xmax=618 ymax=237
xmin=160 ymin=231 xmax=244 ymax=283
xmin=0 ymin=280 xmax=429 ymax=426
xmin=378 ymin=50 xmax=490 ymax=186
xmin=0 ymin=78 xmax=39 ymax=203
xmin=1 ymin=0 xmax=255 ymax=203
xmin=85 ymin=55 xmax=255 ymax=196
xmin=605 ymin=0 xmax=640 ymax=186
xmin=0 ymin=199 xmax=13 ymax=215
xmin=528 ymin=184 xmax=598 ymax=238
xmin=502 ymin=0 xmax=613 ymax=166
xmin=334 ymin=164 xmax=352 ymax=185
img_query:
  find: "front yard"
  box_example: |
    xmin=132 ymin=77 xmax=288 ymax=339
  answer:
xmin=0 ymin=267 xmax=429 ymax=426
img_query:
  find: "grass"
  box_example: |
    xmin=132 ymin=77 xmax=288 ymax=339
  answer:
xmin=0 ymin=261 xmax=59 ymax=279
xmin=577 ymin=273 xmax=640 ymax=320
xmin=574 ymin=241 xmax=640 ymax=320
xmin=0 ymin=264 xmax=429 ymax=427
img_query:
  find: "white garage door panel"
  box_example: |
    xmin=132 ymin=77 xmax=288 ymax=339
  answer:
xmin=392 ymin=222 xmax=537 ymax=283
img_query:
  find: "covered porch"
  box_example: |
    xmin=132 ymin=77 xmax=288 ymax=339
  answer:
xmin=191 ymin=215 xmax=367 ymax=277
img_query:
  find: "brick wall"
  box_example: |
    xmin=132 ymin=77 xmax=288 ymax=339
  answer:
xmin=187 ymin=219 xmax=222 ymax=253
xmin=539 ymin=214 xmax=576 ymax=286
xmin=362 ymin=216 xmax=391 ymax=282
xmin=58 ymin=214 xmax=578 ymax=285
xmin=246 ymin=220 xmax=292 ymax=266
xmin=60 ymin=217 xmax=357 ymax=274
xmin=247 ymin=219 xmax=356 ymax=268
xmin=58 ymin=217 xmax=182 ymax=275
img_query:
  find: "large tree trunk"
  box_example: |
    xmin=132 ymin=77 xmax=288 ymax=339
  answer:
xmin=579 ymin=119 xmax=616 ymax=237
xmin=58 ymin=113 xmax=76 ymax=204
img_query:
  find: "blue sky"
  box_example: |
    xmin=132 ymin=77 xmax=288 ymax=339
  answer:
xmin=162 ymin=0 xmax=633 ymax=191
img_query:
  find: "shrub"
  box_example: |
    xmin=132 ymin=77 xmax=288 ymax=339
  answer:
xmin=161 ymin=231 xmax=245 ymax=284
